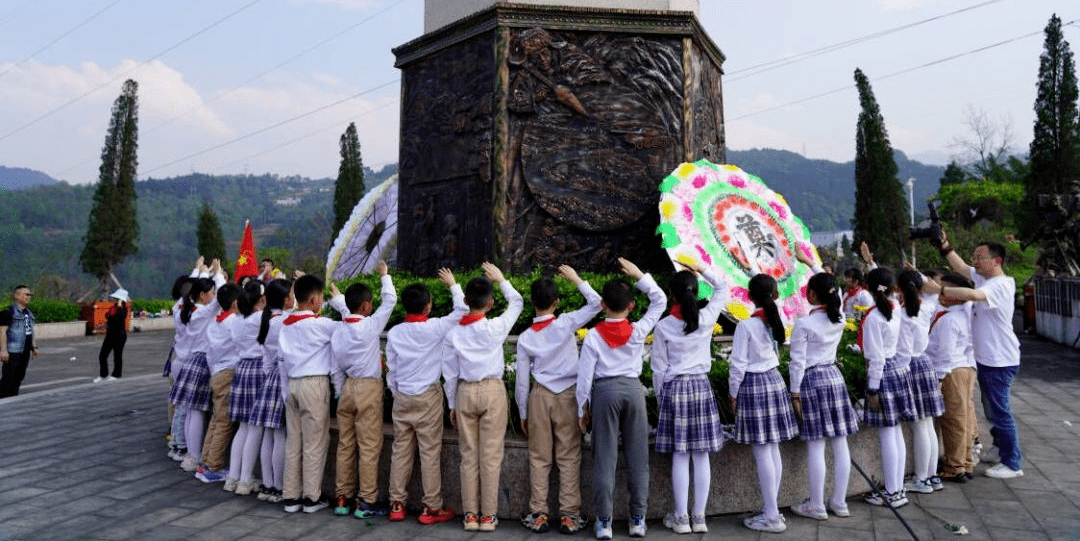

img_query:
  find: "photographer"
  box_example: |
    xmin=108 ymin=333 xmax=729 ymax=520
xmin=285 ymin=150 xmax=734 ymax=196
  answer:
xmin=923 ymin=228 xmax=1023 ymax=479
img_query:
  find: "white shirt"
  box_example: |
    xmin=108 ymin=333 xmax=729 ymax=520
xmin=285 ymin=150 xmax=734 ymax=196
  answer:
xmin=207 ymin=313 xmax=244 ymax=375
xmin=279 ymin=295 xmax=348 ymax=382
xmin=514 ymin=281 xmax=602 ymax=419
xmin=843 ymin=288 xmax=874 ymax=317
xmin=896 ymin=301 xmax=933 ymax=365
xmin=969 ymin=269 xmax=1020 ymax=367
xmin=862 ymin=300 xmax=901 ymax=390
xmin=385 ymin=284 xmax=466 ymax=397
xmin=235 ymin=312 xmax=264 ymax=361
xmin=650 ymin=271 xmax=728 ymax=393
xmin=728 ymin=316 xmax=781 ymax=397
xmin=261 ymin=310 xmax=289 ymax=400
xmin=181 ymin=271 xmax=227 ymax=356
xmin=442 ymin=281 xmax=524 ymax=409
xmin=788 ymin=307 xmax=845 ymax=392
xmin=331 ymin=275 xmax=396 ymax=390
xmin=576 ymin=274 xmax=666 ymax=416
xmin=925 ymin=303 xmax=974 ymax=379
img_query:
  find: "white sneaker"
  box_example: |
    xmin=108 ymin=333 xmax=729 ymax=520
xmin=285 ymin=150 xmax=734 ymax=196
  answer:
xmin=790 ymin=500 xmax=828 ymax=520
xmin=905 ymin=479 xmax=934 ymax=494
xmin=985 ymin=463 xmax=1024 ymax=479
xmin=663 ymin=513 xmax=690 ymax=534
xmin=827 ymin=500 xmax=850 ymax=517
xmin=972 ymin=440 xmax=983 ymax=465
xmin=594 ymin=518 xmax=613 ymax=540
xmin=222 ymin=478 xmax=239 ymax=492
xmin=628 ymin=515 xmax=647 ymax=537
xmin=743 ymin=513 xmax=786 ymax=533
xmin=106 ymin=376 xmax=118 ymax=381
xmin=689 ymin=514 xmax=707 ymax=533
xmin=180 ymin=456 xmax=198 ymax=472
xmin=93 ymin=377 xmax=104 ymax=383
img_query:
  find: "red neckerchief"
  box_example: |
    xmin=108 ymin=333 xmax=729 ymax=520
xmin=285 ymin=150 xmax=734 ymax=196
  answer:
xmin=283 ymin=313 xmax=318 ymax=325
xmin=670 ymin=304 xmax=683 ymax=320
xmin=215 ymin=312 xmax=232 ymax=323
xmin=810 ymin=306 xmax=826 ymax=314
xmin=929 ymin=310 xmax=948 ymax=332
xmin=843 ymin=286 xmax=864 ymax=307
xmin=530 ymin=315 xmax=556 ymax=332
xmin=595 ymin=319 xmax=633 ymax=349
xmin=459 ymin=313 xmax=486 ymax=326
xmin=404 ymin=314 xmax=428 ymax=323
xmin=752 ymin=309 xmax=767 ymax=321
xmin=856 ymin=306 xmax=878 ymax=350
xmin=345 ymin=315 xmax=365 ymax=324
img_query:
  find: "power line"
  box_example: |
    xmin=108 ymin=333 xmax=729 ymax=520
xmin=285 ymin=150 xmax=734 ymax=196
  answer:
xmin=727 ymin=21 xmax=1076 ymax=123
xmin=143 ymin=0 xmax=410 ymax=136
xmin=726 ymin=0 xmax=1005 ymax=82
xmin=0 ymin=0 xmax=126 ymax=80
xmin=142 ymin=79 xmax=399 ymax=175
xmin=0 ymin=0 xmax=264 ymax=143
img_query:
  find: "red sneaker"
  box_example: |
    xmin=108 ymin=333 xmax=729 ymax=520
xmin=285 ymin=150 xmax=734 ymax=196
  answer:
xmin=389 ymin=500 xmax=406 ymax=522
xmin=418 ymin=506 xmax=456 ymax=525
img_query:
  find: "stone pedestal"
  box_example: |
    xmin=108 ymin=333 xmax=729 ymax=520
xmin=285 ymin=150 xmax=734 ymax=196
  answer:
xmin=394 ymin=3 xmax=726 ymax=274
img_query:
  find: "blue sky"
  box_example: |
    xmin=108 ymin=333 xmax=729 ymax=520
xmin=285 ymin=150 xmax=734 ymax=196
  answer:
xmin=0 ymin=0 xmax=1074 ymax=184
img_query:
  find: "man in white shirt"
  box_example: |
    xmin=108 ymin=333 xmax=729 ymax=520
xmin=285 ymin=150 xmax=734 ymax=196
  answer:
xmin=932 ymin=232 xmax=1023 ymax=479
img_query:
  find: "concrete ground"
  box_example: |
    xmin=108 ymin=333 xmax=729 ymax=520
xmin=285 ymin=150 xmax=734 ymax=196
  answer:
xmin=0 ymin=331 xmax=1078 ymax=540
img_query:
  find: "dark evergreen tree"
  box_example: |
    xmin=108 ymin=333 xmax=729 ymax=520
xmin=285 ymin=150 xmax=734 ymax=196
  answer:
xmin=940 ymin=161 xmax=967 ymax=187
xmin=1024 ymin=14 xmax=1080 ymax=240
xmin=851 ymin=68 xmax=909 ymax=265
xmin=197 ymin=202 xmax=226 ymax=264
xmin=331 ymin=122 xmax=365 ymax=243
xmin=80 ymin=79 xmax=140 ymax=298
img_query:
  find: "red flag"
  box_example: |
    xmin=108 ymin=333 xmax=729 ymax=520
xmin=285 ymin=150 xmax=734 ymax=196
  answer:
xmin=235 ymin=221 xmax=258 ymax=283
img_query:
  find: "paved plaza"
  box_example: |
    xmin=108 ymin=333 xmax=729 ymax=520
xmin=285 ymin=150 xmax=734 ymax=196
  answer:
xmin=0 ymin=331 xmax=1078 ymax=540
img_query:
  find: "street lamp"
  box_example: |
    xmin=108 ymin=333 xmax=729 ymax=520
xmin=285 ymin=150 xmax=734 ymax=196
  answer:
xmin=905 ymin=177 xmax=916 ymax=267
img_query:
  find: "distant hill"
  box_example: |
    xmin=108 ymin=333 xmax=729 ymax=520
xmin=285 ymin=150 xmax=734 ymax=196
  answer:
xmin=0 ymin=166 xmax=58 ymax=190
xmin=727 ymin=148 xmax=945 ymax=231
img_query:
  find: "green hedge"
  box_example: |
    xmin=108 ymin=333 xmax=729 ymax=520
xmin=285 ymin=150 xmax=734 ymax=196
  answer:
xmin=29 ymin=299 xmax=81 ymax=323
xmin=132 ymin=299 xmax=175 ymax=314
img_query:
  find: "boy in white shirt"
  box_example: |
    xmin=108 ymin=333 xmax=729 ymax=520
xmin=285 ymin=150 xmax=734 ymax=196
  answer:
xmin=443 ymin=262 xmax=524 ymax=532
xmin=516 ymin=265 xmax=601 ymax=534
xmin=330 ymin=261 xmax=395 ymax=518
xmin=385 ymin=269 xmax=465 ymax=525
xmin=278 ymin=274 xmax=348 ymax=514
xmin=576 ymin=258 xmax=666 ymax=540
xmin=197 ymin=283 xmax=245 ymax=483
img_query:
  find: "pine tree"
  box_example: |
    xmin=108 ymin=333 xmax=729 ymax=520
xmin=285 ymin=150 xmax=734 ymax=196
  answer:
xmin=1024 ymin=14 xmax=1079 ymax=240
xmin=196 ymin=202 xmax=226 ymax=264
xmin=331 ymin=122 xmax=365 ymax=243
xmin=851 ymin=68 xmax=909 ymax=266
xmin=940 ymin=161 xmax=967 ymax=187
xmin=80 ymin=79 xmax=140 ymax=298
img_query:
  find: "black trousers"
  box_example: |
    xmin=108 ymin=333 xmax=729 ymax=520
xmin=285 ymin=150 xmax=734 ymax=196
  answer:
xmin=0 ymin=350 xmax=32 ymax=398
xmin=99 ymin=333 xmax=127 ymax=378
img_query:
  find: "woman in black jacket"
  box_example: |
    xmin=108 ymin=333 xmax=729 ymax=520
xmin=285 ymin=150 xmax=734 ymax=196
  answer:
xmin=96 ymin=289 xmax=129 ymax=382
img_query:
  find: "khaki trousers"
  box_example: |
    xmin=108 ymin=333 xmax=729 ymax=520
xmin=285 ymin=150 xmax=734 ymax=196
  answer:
xmin=335 ymin=377 xmax=384 ymax=503
xmin=939 ymin=367 xmax=977 ymax=476
xmin=455 ymin=379 xmax=508 ymax=516
xmin=202 ymin=369 xmax=235 ymax=471
xmin=527 ymin=383 xmax=582 ymax=516
xmin=283 ymin=375 xmax=330 ymax=501
xmin=389 ymin=384 xmax=444 ymax=509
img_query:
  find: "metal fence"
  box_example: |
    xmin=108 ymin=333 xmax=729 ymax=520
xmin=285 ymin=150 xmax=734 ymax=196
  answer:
xmin=1034 ymin=276 xmax=1080 ymax=348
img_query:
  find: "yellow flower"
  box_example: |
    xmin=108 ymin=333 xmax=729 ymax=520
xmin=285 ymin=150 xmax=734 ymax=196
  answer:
xmin=727 ymin=302 xmax=750 ymax=320
xmin=854 ymin=305 xmax=869 ymax=313
xmin=845 ymin=320 xmax=857 ymax=332
xmin=645 ymin=334 xmax=655 ymax=345
xmin=676 ymin=253 xmax=698 ymax=267
xmin=676 ymin=163 xmax=696 ymax=178
xmin=576 ymin=328 xmax=588 ymax=341
xmin=660 ymin=200 xmax=676 ymax=219
xmin=712 ymin=323 xmax=723 ymax=335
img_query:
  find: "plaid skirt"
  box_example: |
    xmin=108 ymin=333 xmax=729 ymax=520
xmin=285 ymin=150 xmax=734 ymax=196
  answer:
xmin=655 ymin=374 xmax=726 ymax=453
xmin=229 ymin=356 xmax=265 ymax=423
xmin=734 ymin=369 xmax=799 ymax=445
xmin=168 ymin=352 xmax=211 ymax=411
xmin=251 ymin=361 xmax=285 ymax=429
xmin=797 ymin=364 xmax=859 ymax=440
xmin=862 ymin=356 xmax=917 ymax=427
xmin=909 ymin=355 xmax=945 ymax=419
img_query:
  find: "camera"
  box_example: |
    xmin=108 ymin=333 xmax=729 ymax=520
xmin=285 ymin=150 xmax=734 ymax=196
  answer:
xmin=909 ymin=203 xmax=942 ymax=243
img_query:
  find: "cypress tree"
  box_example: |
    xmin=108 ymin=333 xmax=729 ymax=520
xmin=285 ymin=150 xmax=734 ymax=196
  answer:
xmin=1024 ymin=14 xmax=1079 ymax=240
xmin=331 ymin=122 xmax=365 ymax=243
xmin=80 ymin=79 xmax=140 ymax=298
xmin=851 ymin=68 xmax=909 ymax=265
xmin=196 ymin=202 xmax=226 ymax=264
xmin=939 ymin=161 xmax=967 ymax=187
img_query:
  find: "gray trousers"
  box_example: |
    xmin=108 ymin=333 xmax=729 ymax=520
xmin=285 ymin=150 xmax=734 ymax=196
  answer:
xmin=590 ymin=376 xmax=650 ymax=519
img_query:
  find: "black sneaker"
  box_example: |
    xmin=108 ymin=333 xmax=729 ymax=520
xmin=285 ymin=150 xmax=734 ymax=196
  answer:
xmin=940 ymin=473 xmax=967 ymax=484
xmin=283 ymin=498 xmax=302 ymax=513
xmin=302 ymin=497 xmax=329 ymax=514
xmin=963 ymin=472 xmax=975 ymax=480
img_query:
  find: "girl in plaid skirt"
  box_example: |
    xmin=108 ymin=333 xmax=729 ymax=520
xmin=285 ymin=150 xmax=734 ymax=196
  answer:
xmin=651 ymin=264 xmax=729 ymax=534
xmin=861 ymin=267 xmax=916 ymax=509
xmin=225 ymin=280 xmax=268 ymax=494
xmin=251 ymin=279 xmax=293 ymax=503
xmin=897 ymin=270 xmax=946 ymax=494
xmin=788 ymin=272 xmax=859 ymax=521
xmin=729 ymin=274 xmax=799 ymax=534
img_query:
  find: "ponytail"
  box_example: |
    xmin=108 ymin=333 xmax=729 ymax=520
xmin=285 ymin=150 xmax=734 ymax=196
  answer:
xmin=897 ymin=270 xmax=923 ymax=318
xmin=866 ymin=267 xmax=895 ymax=321
xmin=807 ymin=272 xmax=842 ymax=324
xmin=748 ymin=274 xmax=786 ymax=343
xmin=181 ymin=278 xmax=213 ymax=325
xmin=238 ymin=280 xmax=264 ymax=318
xmin=670 ymin=271 xmax=701 ymax=334
xmin=259 ymin=279 xmax=291 ymax=345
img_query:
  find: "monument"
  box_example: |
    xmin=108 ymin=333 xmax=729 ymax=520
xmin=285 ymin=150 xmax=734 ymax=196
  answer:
xmin=394 ymin=1 xmax=726 ymax=274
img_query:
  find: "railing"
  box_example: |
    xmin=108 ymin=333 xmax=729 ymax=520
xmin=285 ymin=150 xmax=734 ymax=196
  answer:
xmin=1034 ymin=276 xmax=1080 ymax=349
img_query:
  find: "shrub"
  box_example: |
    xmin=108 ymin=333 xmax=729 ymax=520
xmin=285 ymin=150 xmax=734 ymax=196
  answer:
xmin=132 ymin=299 xmax=175 ymax=315
xmin=29 ymin=299 xmax=81 ymax=323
